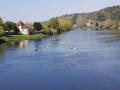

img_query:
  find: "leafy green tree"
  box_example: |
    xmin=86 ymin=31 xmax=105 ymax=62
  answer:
xmin=103 ymin=19 xmax=111 ymax=29
xmin=33 ymin=22 xmax=43 ymax=31
xmin=0 ymin=18 xmax=3 ymax=35
xmin=58 ymin=19 xmax=72 ymax=31
xmin=12 ymin=23 xmax=19 ymax=34
xmin=47 ymin=18 xmax=59 ymax=30
xmin=3 ymin=21 xmax=19 ymax=34
xmin=3 ymin=21 xmax=12 ymax=32
xmin=95 ymin=22 xmax=98 ymax=27
xmin=97 ymin=14 xmax=105 ymax=21
xmin=110 ymin=20 xmax=119 ymax=29
xmin=76 ymin=21 xmax=86 ymax=27
xmin=43 ymin=24 xmax=51 ymax=35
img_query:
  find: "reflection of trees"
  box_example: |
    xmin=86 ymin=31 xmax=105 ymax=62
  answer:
xmin=97 ymin=30 xmax=120 ymax=43
xmin=0 ymin=43 xmax=10 ymax=65
xmin=18 ymin=40 xmax=29 ymax=49
xmin=34 ymin=39 xmax=42 ymax=47
xmin=0 ymin=42 xmax=19 ymax=65
xmin=0 ymin=49 xmax=5 ymax=65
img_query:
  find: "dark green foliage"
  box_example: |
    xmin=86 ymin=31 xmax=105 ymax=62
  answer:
xmin=71 ymin=14 xmax=78 ymax=25
xmin=95 ymin=22 xmax=99 ymax=26
xmin=33 ymin=22 xmax=43 ymax=31
xmin=12 ymin=23 xmax=19 ymax=34
xmin=97 ymin=14 xmax=105 ymax=21
xmin=0 ymin=18 xmax=3 ymax=35
xmin=0 ymin=18 xmax=3 ymax=24
xmin=3 ymin=21 xmax=18 ymax=32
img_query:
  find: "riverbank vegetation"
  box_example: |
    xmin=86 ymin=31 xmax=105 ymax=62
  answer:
xmin=1 ymin=5 xmax=120 ymax=44
xmin=76 ymin=19 xmax=120 ymax=30
xmin=0 ymin=33 xmax=46 ymax=43
xmin=0 ymin=17 xmax=72 ymax=44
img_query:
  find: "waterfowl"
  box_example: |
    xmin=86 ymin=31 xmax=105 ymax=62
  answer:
xmin=70 ymin=46 xmax=76 ymax=50
xmin=34 ymin=47 xmax=37 ymax=51
xmin=39 ymin=45 xmax=42 ymax=48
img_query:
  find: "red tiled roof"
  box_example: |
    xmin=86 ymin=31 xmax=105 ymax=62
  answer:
xmin=16 ymin=20 xmax=24 ymax=26
xmin=16 ymin=20 xmax=34 ymax=30
xmin=22 ymin=25 xmax=34 ymax=30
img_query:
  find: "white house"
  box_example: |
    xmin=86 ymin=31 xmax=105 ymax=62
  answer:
xmin=86 ymin=20 xmax=92 ymax=26
xmin=16 ymin=20 xmax=35 ymax=34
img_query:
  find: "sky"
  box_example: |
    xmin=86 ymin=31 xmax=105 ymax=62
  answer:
xmin=0 ymin=0 xmax=120 ymax=23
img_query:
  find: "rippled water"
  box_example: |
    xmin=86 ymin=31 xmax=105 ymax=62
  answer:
xmin=0 ymin=28 xmax=120 ymax=90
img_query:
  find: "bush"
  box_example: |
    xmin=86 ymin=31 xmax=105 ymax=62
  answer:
xmin=42 ymin=24 xmax=51 ymax=35
xmin=47 ymin=18 xmax=59 ymax=30
xmin=58 ymin=19 xmax=72 ymax=31
xmin=33 ymin=22 xmax=43 ymax=31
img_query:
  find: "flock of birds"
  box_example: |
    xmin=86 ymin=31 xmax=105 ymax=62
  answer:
xmin=34 ymin=39 xmax=77 ymax=51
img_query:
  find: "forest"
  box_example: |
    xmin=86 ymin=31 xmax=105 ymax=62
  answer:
xmin=59 ymin=5 xmax=120 ymax=29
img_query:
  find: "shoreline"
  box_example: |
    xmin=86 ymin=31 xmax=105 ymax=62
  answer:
xmin=0 ymin=33 xmax=49 ymax=45
xmin=0 ymin=29 xmax=70 ymax=45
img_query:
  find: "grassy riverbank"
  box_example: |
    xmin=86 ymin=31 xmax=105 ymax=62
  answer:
xmin=0 ymin=33 xmax=47 ymax=44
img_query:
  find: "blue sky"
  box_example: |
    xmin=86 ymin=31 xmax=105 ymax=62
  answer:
xmin=0 ymin=0 xmax=120 ymax=23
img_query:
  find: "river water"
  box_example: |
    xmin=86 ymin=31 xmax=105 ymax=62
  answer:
xmin=0 ymin=28 xmax=120 ymax=90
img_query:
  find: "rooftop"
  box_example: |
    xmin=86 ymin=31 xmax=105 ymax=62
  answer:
xmin=16 ymin=20 xmax=24 ymax=26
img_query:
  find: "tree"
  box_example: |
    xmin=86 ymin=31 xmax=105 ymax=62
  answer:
xmin=110 ymin=20 xmax=119 ymax=29
xmin=42 ymin=24 xmax=51 ymax=35
xmin=95 ymin=22 xmax=98 ymax=27
xmin=3 ymin=21 xmax=12 ymax=32
xmin=12 ymin=23 xmax=19 ymax=34
xmin=97 ymin=14 xmax=105 ymax=21
xmin=58 ymin=19 xmax=72 ymax=31
xmin=0 ymin=18 xmax=3 ymax=35
xmin=103 ymin=19 xmax=111 ymax=28
xmin=76 ymin=20 xmax=86 ymax=27
xmin=3 ymin=21 xmax=19 ymax=34
xmin=33 ymin=22 xmax=43 ymax=31
xmin=47 ymin=18 xmax=59 ymax=30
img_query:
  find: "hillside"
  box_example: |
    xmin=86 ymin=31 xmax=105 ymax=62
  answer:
xmin=59 ymin=5 xmax=120 ymax=25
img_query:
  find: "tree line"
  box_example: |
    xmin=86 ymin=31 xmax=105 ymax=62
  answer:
xmin=76 ymin=19 xmax=120 ymax=30
xmin=0 ymin=18 xmax=19 ymax=35
xmin=0 ymin=17 xmax=72 ymax=36
xmin=59 ymin=5 xmax=120 ymax=30
xmin=25 ymin=18 xmax=72 ymax=35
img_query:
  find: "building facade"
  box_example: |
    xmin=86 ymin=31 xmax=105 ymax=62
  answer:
xmin=16 ymin=21 xmax=35 ymax=34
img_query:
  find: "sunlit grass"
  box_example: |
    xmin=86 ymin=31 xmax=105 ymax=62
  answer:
xmin=0 ymin=33 xmax=47 ymax=43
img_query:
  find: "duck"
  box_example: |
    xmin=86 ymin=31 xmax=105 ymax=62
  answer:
xmin=70 ymin=46 xmax=76 ymax=50
xmin=46 ymin=45 xmax=48 ymax=48
xmin=52 ymin=39 xmax=59 ymax=41
xmin=34 ymin=47 xmax=37 ymax=51
xmin=39 ymin=45 xmax=42 ymax=48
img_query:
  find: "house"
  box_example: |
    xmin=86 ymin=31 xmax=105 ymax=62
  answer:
xmin=86 ymin=20 xmax=92 ymax=26
xmin=16 ymin=20 xmax=35 ymax=34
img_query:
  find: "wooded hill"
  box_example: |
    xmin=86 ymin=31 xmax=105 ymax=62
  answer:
xmin=58 ymin=5 xmax=120 ymax=25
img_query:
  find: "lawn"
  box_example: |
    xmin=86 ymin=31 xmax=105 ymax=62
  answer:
xmin=0 ymin=33 xmax=47 ymax=43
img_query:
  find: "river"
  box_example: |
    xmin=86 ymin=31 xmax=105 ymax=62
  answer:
xmin=0 ymin=28 xmax=120 ymax=90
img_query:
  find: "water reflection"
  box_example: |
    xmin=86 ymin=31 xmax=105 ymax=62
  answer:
xmin=18 ymin=40 xmax=29 ymax=49
xmin=1 ymin=28 xmax=120 ymax=90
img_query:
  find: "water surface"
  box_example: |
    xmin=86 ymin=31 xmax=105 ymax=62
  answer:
xmin=0 ymin=28 xmax=120 ymax=90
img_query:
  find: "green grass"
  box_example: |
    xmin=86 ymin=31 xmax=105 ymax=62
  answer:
xmin=0 ymin=33 xmax=47 ymax=44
